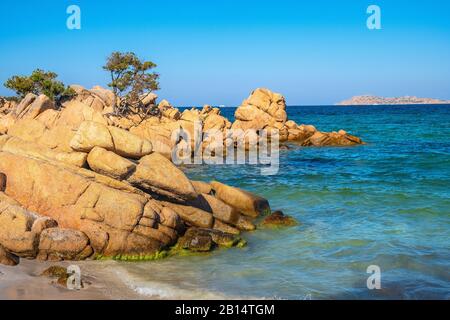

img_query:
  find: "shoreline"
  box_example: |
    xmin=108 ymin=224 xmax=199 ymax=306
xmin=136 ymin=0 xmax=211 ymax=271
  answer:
xmin=0 ymin=87 xmax=359 ymax=299
xmin=0 ymin=259 xmax=143 ymax=300
xmin=0 ymin=257 xmax=257 ymax=300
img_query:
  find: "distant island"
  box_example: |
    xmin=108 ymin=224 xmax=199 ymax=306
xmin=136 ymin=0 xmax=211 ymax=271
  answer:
xmin=337 ymin=95 xmax=450 ymax=105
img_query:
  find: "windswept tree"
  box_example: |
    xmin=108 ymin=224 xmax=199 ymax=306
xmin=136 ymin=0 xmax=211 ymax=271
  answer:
xmin=4 ymin=69 xmax=75 ymax=102
xmin=103 ymin=51 xmax=160 ymax=116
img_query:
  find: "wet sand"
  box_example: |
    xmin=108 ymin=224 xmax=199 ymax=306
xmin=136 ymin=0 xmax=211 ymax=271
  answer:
xmin=0 ymin=259 xmax=144 ymax=300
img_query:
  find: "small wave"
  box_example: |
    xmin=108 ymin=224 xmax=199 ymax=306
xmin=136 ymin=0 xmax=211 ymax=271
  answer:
xmin=132 ymin=282 xmax=242 ymax=300
xmin=112 ymin=266 xmax=263 ymax=300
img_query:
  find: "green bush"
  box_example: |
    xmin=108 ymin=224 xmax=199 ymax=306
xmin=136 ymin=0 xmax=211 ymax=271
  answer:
xmin=4 ymin=69 xmax=75 ymax=101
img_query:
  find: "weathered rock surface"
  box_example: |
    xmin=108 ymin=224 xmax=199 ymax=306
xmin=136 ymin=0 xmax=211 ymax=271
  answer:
xmin=0 ymin=135 xmax=87 ymax=167
xmin=0 ymin=152 xmax=179 ymax=259
xmin=300 ymin=130 xmax=363 ymax=147
xmin=0 ymin=85 xmax=363 ymax=265
xmin=192 ymin=193 xmax=256 ymax=231
xmin=161 ymin=201 xmax=214 ymax=229
xmin=0 ymin=199 xmax=50 ymax=258
xmin=261 ymin=210 xmax=299 ymax=227
xmin=211 ymin=181 xmax=270 ymax=218
xmin=191 ymin=180 xmax=212 ymax=195
xmin=130 ymin=119 xmax=178 ymax=158
xmin=0 ymin=244 xmax=19 ymax=266
xmin=230 ymin=88 xmax=363 ymax=146
xmin=231 ymin=88 xmax=288 ymax=141
xmin=87 ymin=146 xmax=136 ymax=180
xmin=128 ymin=152 xmax=197 ymax=201
xmin=213 ymin=219 xmax=240 ymax=235
xmin=70 ymin=121 xmax=153 ymax=158
xmin=284 ymin=122 xmax=363 ymax=147
xmin=177 ymin=227 xmax=244 ymax=252
xmin=13 ymin=93 xmax=56 ymax=120
xmin=0 ymin=97 xmax=17 ymax=116
xmin=70 ymin=85 xmax=114 ymax=113
xmin=4 ymin=100 xmax=107 ymax=153
xmin=178 ymin=228 xmax=213 ymax=252
xmin=37 ymin=228 xmax=93 ymax=261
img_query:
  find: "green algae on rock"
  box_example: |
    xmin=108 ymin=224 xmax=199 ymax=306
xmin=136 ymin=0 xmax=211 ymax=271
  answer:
xmin=260 ymin=211 xmax=299 ymax=228
xmin=176 ymin=227 xmax=247 ymax=252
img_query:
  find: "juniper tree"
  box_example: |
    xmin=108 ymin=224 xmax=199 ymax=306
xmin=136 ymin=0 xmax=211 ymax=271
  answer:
xmin=4 ymin=69 xmax=75 ymax=102
xmin=103 ymin=51 xmax=160 ymax=116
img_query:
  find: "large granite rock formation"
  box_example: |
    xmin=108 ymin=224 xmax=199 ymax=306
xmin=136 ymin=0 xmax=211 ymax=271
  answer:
xmin=232 ymin=88 xmax=363 ymax=146
xmin=0 ymin=85 xmax=363 ymax=265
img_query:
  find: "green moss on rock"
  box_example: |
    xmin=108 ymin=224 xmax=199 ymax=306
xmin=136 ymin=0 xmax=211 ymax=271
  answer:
xmin=40 ymin=265 xmax=67 ymax=278
xmin=261 ymin=210 xmax=299 ymax=228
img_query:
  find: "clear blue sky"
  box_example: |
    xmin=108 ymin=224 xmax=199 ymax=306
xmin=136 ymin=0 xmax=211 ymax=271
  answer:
xmin=0 ymin=0 xmax=449 ymax=105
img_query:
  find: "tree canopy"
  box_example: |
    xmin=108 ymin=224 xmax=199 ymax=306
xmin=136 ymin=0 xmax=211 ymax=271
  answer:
xmin=4 ymin=69 xmax=75 ymax=101
xmin=103 ymin=51 xmax=160 ymax=115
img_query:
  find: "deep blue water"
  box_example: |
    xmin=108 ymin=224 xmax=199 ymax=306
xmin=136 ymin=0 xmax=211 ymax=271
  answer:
xmin=114 ymin=105 xmax=450 ymax=299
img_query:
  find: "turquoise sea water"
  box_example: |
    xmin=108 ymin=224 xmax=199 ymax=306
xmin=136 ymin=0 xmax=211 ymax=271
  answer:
xmin=116 ymin=105 xmax=450 ymax=299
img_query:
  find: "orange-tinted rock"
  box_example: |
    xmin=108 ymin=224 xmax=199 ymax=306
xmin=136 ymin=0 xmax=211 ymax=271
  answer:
xmin=0 ymin=135 xmax=87 ymax=167
xmin=0 ymin=200 xmax=53 ymax=258
xmin=213 ymin=219 xmax=240 ymax=235
xmin=70 ymin=121 xmax=153 ymax=159
xmin=128 ymin=152 xmax=197 ymax=201
xmin=301 ymin=131 xmax=363 ymax=147
xmin=0 ymin=152 xmax=178 ymax=258
xmin=210 ymin=181 xmax=270 ymax=218
xmin=261 ymin=210 xmax=298 ymax=227
xmin=37 ymin=228 xmax=92 ymax=261
xmin=0 ymin=244 xmax=19 ymax=266
xmin=87 ymin=146 xmax=136 ymax=180
xmin=160 ymin=201 xmax=213 ymax=228
xmin=231 ymin=88 xmax=288 ymax=140
xmin=191 ymin=180 xmax=212 ymax=195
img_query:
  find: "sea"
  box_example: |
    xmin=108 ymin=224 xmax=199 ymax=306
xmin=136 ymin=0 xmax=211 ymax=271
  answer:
xmin=104 ymin=105 xmax=450 ymax=299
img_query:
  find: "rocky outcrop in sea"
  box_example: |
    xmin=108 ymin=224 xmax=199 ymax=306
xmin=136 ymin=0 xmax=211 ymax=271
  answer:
xmin=0 ymin=87 xmax=363 ymax=266
xmin=337 ymin=95 xmax=450 ymax=105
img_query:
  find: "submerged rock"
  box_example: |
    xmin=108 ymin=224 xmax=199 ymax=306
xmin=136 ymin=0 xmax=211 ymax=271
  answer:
xmin=178 ymin=228 xmax=213 ymax=252
xmin=40 ymin=265 xmax=85 ymax=289
xmin=40 ymin=265 xmax=68 ymax=278
xmin=177 ymin=227 xmax=245 ymax=252
xmin=261 ymin=210 xmax=299 ymax=227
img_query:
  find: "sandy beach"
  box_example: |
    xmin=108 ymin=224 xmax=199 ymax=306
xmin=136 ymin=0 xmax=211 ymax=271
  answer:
xmin=0 ymin=259 xmax=143 ymax=300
